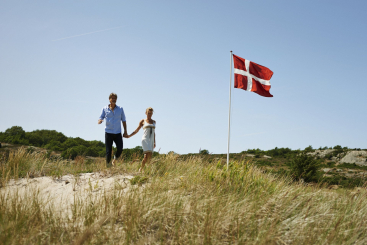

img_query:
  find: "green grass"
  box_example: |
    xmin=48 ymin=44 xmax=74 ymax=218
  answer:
xmin=337 ymin=163 xmax=367 ymax=171
xmin=1 ymin=148 xmax=367 ymax=244
xmin=130 ymin=175 xmax=148 ymax=185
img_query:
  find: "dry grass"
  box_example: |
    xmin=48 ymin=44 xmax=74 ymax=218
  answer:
xmin=1 ymin=148 xmax=367 ymax=244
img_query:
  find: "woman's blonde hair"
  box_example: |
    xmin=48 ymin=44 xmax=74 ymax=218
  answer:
xmin=145 ymin=107 xmax=154 ymax=114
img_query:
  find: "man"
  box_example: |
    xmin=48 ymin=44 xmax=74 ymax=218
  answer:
xmin=98 ymin=93 xmax=127 ymax=166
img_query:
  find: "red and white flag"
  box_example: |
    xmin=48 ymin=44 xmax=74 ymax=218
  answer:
xmin=233 ymin=54 xmax=274 ymax=97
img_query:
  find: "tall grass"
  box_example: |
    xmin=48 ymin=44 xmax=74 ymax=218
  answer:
xmin=0 ymin=147 xmax=111 ymax=187
xmin=1 ymin=149 xmax=367 ymax=244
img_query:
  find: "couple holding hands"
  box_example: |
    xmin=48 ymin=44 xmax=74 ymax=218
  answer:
xmin=98 ymin=93 xmax=156 ymax=172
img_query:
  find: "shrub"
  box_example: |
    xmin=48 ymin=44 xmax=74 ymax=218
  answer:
xmin=304 ymin=145 xmax=314 ymax=153
xmin=332 ymin=145 xmax=345 ymax=157
xmin=267 ymin=147 xmax=294 ymax=158
xmin=322 ymin=175 xmax=366 ymax=188
xmin=325 ymin=153 xmax=333 ymax=160
xmin=247 ymin=148 xmax=263 ymax=155
xmin=289 ymin=153 xmax=320 ymax=182
xmin=255 ymin=160 xmax=273 ymax=167
xmin=200 ymin=149 xmax=209 ymax=155
xmin=337 ymin=163 xmax=367 ymax=171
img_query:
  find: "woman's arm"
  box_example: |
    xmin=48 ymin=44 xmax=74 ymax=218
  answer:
xmin=153 ymin=120 xmax=156 ymax=148
xmin=128 ymin=120 xmax=144 ymax=138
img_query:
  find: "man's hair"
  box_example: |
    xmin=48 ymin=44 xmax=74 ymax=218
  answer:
xmin=146 ymin=107 xmax=154 ymax=114
xmin=109 ymin=93 xmax=117 ymax=99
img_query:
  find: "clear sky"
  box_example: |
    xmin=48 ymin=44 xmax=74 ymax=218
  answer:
xmin=1 ymin=1 xmax=366 ymax=154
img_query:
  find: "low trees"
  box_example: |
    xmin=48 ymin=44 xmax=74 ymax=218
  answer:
xmin=0 ymin=126 xmax=106 ymax=159
xmin=289 ymin=153 xmax=321 ymax=182
xmin=0 ymin=126 xmax=152 ymax=160
xmin=199 ymin=149 xmax=209 ymax=155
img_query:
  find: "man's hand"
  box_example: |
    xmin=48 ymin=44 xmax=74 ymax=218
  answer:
xmin=98 ymin=119 xmax=103 ymax=124
xmin=154 ymin=143 xmax=156 ymax=148
xmin=123 ymin=131 xmax=128 ymax=138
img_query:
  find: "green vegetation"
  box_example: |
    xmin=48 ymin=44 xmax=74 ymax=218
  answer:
xmin=130 ymin=175 xmax=149 ymax=185
xmin=1 ymin=149 xmax=367 ymax=244
xmin=289 ymin=153 xmax=321 ymax=182
xmin=0 ymin=126 xmax=105 ymax=158
xmin=337 ymin=163 xmax=367 ymax=171
xmin=0 ymin=126 xmax=153 ymax=160
xmin=322 ymin=175 xmax=366 ymax=188
xmin=1 ymin=126 xmax=366 ymax=189
xmin=199 ymin=149 xmax=210 ymax=155
xmin=244 ymin=147 xmax=299 ymax=158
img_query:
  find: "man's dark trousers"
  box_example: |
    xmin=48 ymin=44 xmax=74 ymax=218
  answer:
xmin=105 ymin=132 xmax=123 ymax=164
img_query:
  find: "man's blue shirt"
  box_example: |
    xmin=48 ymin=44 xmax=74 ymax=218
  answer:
xmin=99 ymin=105 xmax=126 ymax=134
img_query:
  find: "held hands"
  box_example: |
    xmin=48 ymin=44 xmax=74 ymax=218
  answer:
xmin=123 ymin=132 xmax=129 ymax=138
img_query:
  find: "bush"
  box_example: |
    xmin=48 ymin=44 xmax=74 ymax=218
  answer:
xmin=0 ymin=126 xmax=106 ymax=158
xmin=322 ymin=175 xmax=366 ymax=188
xmin=332 ymin=145 xmax=345 ymax=157
xmin=325 ymin=153 xmax=333 ymax=160
xmin=289 ymin=153 xmax=320 ymax=182
xmin=121 ymin=146 xmax=144 ymax=160
xmin=200 ymin=149 xmax=209 ymax=155
xmin=61 ymin=148 xmax=78 ymax=160
xmin=337 ymin=163 xmax=367 ymax=171
xmin=247 ymin=148 xmax=263 ymax=155
xmin=255 ymin=160 xmax=273 ymax=167
xmin=266 ymin=147 xmax=294 ymax=158
xmin=304 ymin=145 xmax=314 ymax=153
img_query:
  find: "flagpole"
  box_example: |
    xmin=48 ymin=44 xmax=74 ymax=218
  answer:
xmin=227 ymin=51 xmax=233 ymax=170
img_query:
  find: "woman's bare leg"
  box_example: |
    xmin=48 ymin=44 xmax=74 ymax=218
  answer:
xmin=139 ymin=152 xmax=152 ymax=172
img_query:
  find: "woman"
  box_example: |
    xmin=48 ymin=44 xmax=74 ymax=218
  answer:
xmin=128 ymin=107 xmax=156 ymax=172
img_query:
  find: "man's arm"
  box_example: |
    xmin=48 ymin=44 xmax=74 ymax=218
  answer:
xmin=122 ymin=121 xmax=127 ymax=137
xmin=121 ymin=108 xmax=127 ymax=137
xmin=98 ymin=108 xmax=105 ymax=124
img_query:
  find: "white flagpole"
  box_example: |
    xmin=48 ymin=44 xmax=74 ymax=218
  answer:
xmin=227 ymin=51 xmax=233 ymax=169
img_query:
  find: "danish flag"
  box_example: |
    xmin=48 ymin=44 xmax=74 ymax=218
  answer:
xmin=233 ymin=54 xmax=274 ymax=97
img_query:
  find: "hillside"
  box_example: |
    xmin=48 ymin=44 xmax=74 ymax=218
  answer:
xmin=1 ymin=148 xmax=367 ymax=244
xmin=182 ymin=147 xmax=367 ymax=189
xmin=2 ymin=138 xmax=367 ymax=189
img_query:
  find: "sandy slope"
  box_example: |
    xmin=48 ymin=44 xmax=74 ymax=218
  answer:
xmin=1 ymin=173 xmax=134 ymax=218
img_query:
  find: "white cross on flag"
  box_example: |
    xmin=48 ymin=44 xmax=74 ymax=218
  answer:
xmin=233 ymin=54 xmax=274 ymax=97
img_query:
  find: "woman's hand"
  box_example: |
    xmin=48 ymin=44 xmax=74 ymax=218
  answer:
xmin=154 ymin=143 xmax=156 ymax=148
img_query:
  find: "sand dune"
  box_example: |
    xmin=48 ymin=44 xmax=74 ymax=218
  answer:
xmin=1 ymin=173 xmax=134 ymax=218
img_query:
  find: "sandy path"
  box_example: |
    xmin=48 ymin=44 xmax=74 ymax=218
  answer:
xmin=1 ymin=173 xmax=134 ymax=218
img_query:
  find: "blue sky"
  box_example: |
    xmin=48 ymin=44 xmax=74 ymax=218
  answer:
xmin=1 ymin=1 xmax=366 ymax=154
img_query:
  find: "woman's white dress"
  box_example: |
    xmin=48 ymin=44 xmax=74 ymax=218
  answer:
xmin=142 ymin=120 xmax=155 ymax=153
